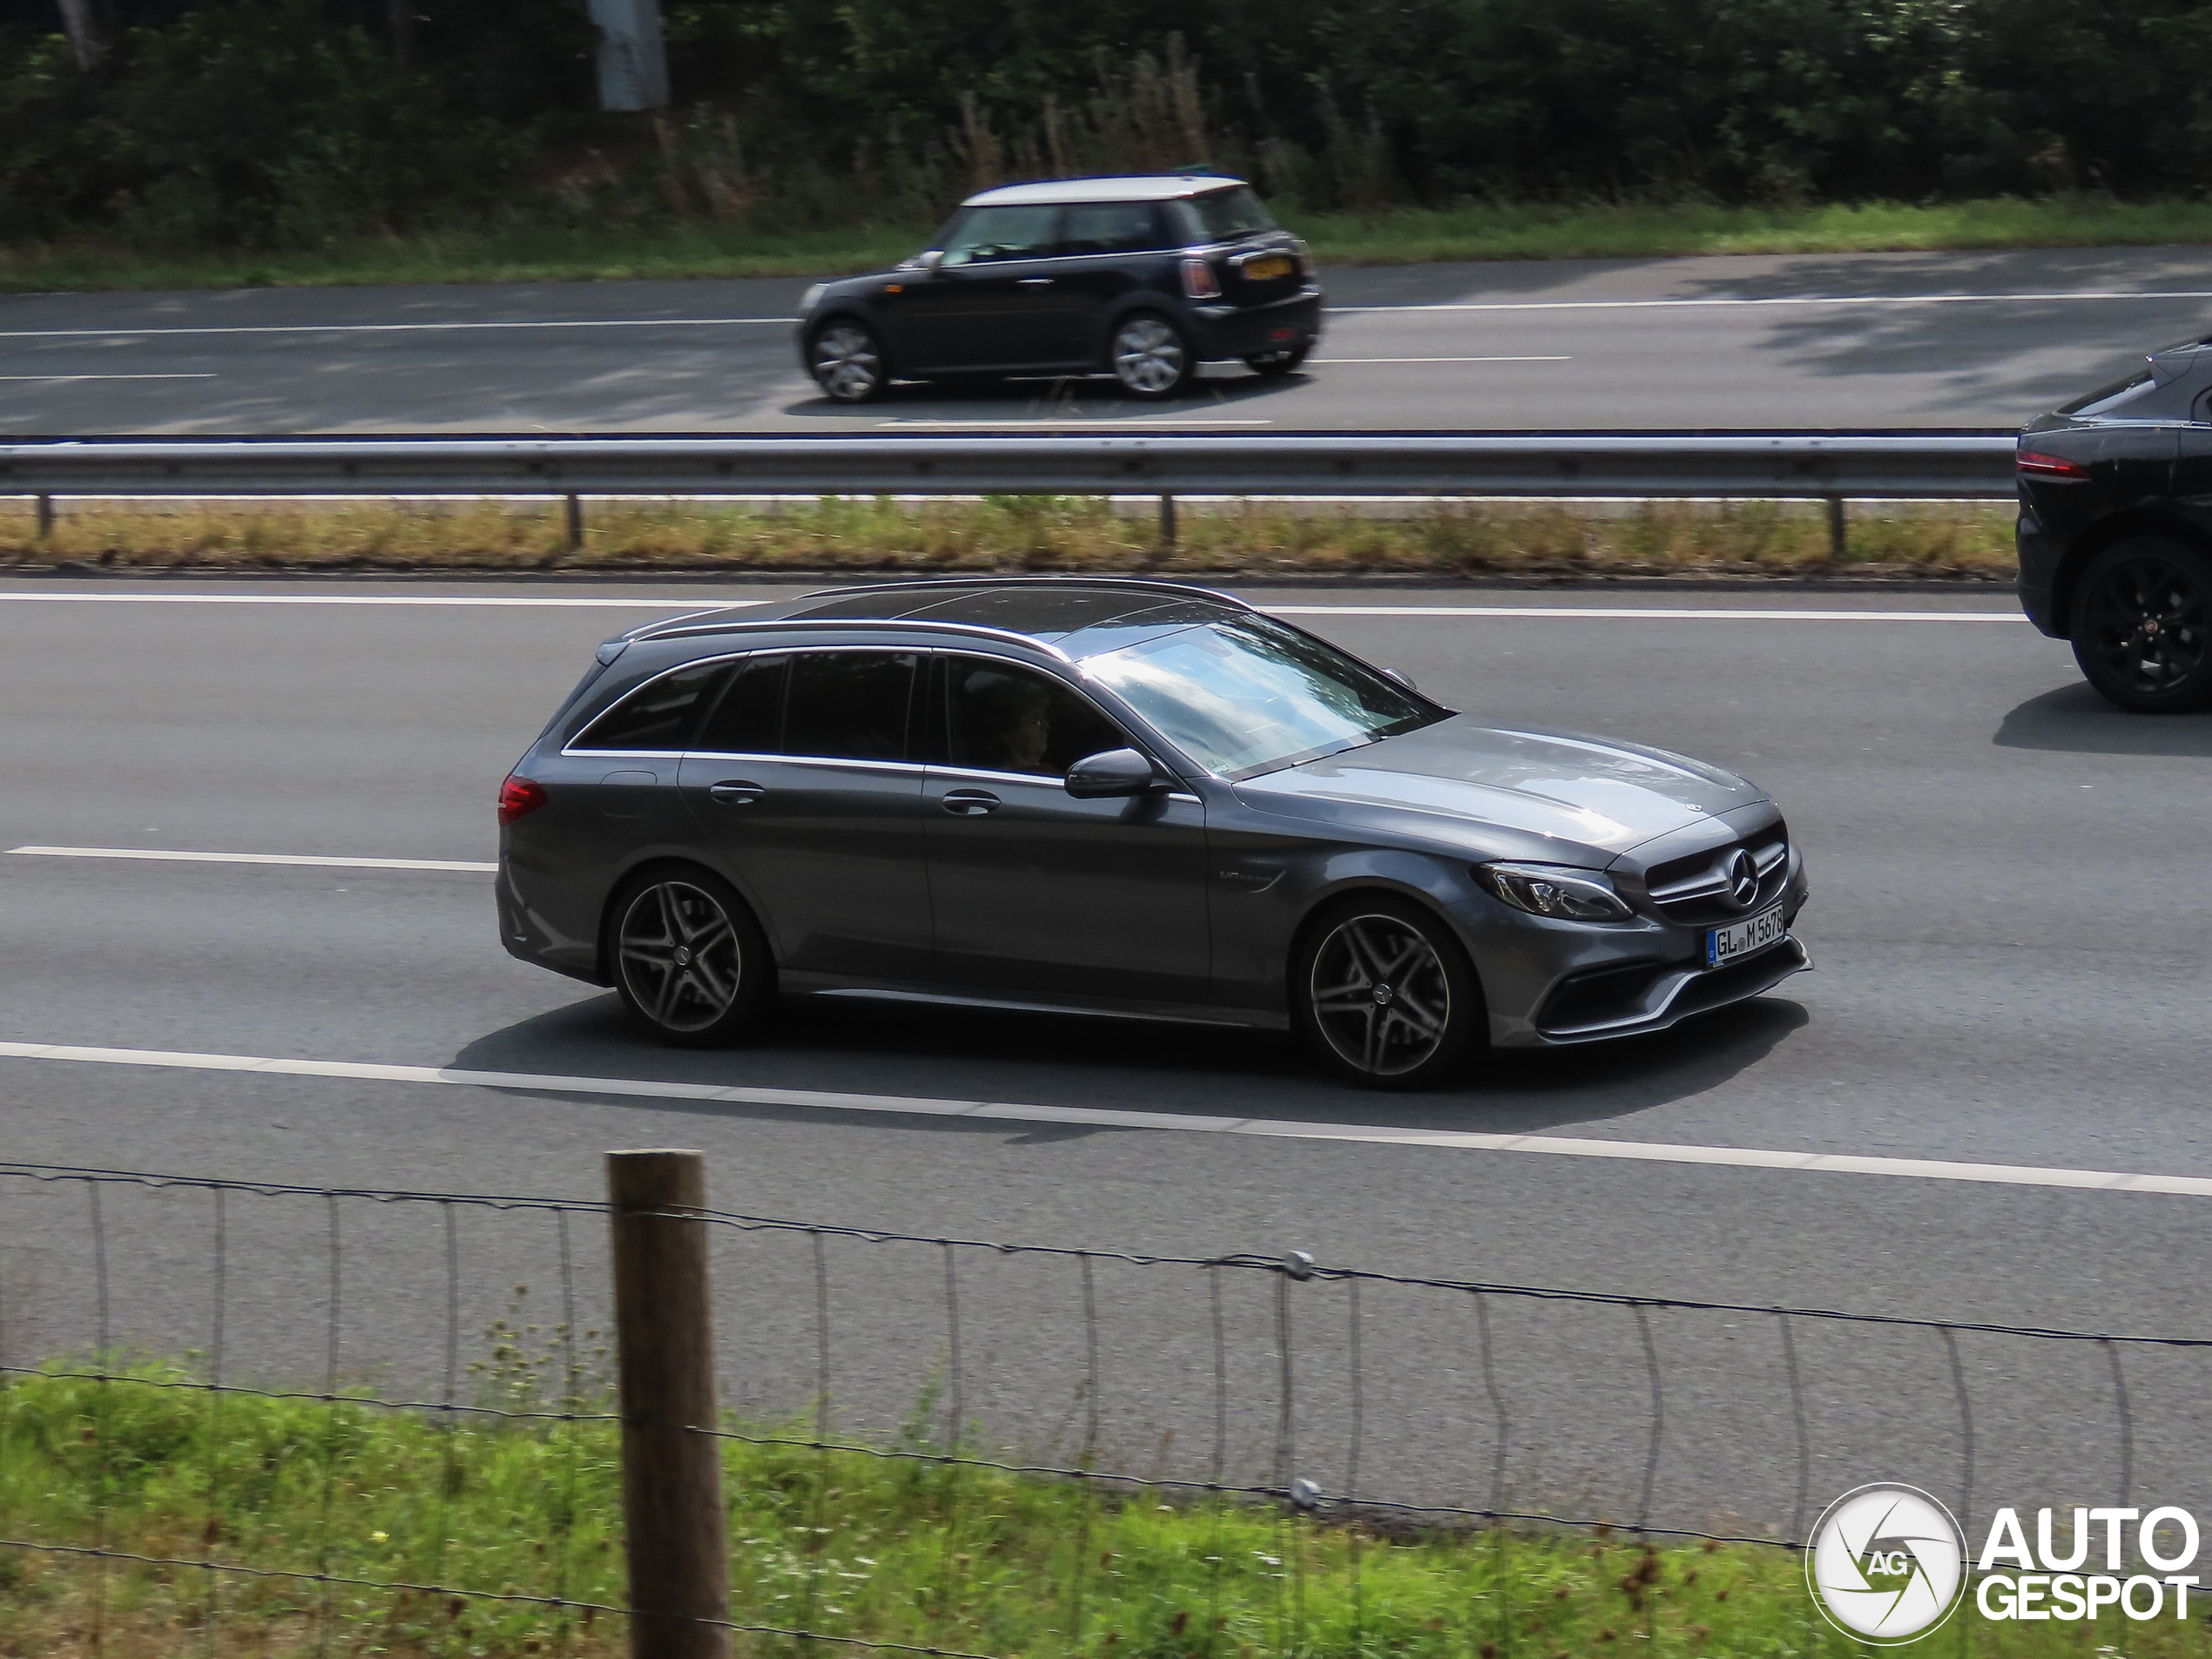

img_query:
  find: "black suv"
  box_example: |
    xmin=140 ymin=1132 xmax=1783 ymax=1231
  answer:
xmin=2019 ymin=336 xmax=2212 ymax=710
xmin=794 ymin=175 xmax=1323 ymax=403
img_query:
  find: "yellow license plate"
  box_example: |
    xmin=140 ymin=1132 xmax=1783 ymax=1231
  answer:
xmin=1244 ymin=256 xmax=1293 ymax=281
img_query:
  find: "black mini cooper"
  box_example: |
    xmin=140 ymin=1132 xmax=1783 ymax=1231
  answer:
xmin=794 ymin=175 xmax=1324 ymax=403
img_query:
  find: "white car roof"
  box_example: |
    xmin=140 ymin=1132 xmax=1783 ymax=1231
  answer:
xmin=961 ymin=174 xmax=1251 ymax=207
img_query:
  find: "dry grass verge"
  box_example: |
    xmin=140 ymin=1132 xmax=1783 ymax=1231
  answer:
xmin=0 ymin=496 xmax=2017 ymax=583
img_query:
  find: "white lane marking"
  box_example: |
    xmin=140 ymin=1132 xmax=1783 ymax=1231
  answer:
xmin=1336 ymin=289 xmax=2212 ymax=315
xmin=1312 ymin=355 xmax=1571 ymax=364
xmin=0 ymin=318 xmax=791 ymax=340
xmin=0 ymin=373 xmax=217 ymax=381
xmin=0 ymin=592 xmax=769 ymax=609
xmin=0 ymin=1036 xmax=2206 ymax=1197
xmin=1267 ymin=605 xmax=2024 ymax=621
xmin=8 ymin=846 xmax=493 ymax=873
xmin=875 ymin=417 xmax=1275 ymax=428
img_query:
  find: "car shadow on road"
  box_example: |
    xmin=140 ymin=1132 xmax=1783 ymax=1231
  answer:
xmin=1995 ymin=681 xmax=2212 ymax=755
xmin=448 ymin=985 xmax=1807 ymax=1139
xmin=779 ymin=367 xmax=1311 ymax=423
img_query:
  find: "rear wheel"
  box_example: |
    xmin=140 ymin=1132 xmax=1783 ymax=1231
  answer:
xmin=1110 ymin=313 xmax=1195 ymax=400
xmin=1292 ymin=896 xmax=1483 ymax=1089
xmin=2072 ymin=538 xmax=2212 ymax=711
xmin=607 ymin=867 xmax=773 ymax=1047
xmin=809 ymin=320 xmax=887 ymax=403
xmin=1244 ymin=342 xmax=1311 ymax=377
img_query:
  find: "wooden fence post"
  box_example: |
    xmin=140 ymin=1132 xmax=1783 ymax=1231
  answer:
xmin=608 ymin=1150 xmax=729 ymax=1659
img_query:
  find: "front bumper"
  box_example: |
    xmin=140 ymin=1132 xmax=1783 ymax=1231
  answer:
xmin=1185 ymin=291 xmax=1324 ymax=361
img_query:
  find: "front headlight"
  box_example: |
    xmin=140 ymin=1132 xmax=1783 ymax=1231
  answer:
xmin=1474 ymin=861 xmax=1633 ymax=921
xmin=799 ymin=282 xmax=826 ymax=313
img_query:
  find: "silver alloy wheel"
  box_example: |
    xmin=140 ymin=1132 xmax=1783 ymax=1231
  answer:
xmin=1307 ymin=913 xmax=1453 ymax=1077
xmin=812 ymin=322 xmax=882 ymax=402
xmin=1112 ymin=316 xmax=1188 ymax=396
xmin=617 ymin=880 xmax=743 ymax=1034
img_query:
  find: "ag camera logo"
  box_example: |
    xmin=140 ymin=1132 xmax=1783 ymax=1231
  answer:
xmin=1806 ymin=1484 xmax=1966 ymax=1644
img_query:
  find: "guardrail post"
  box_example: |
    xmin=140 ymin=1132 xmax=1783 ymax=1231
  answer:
xmin=1824 ymin=495 xmax=1847 ymax=563
xmin=564 ymin=493 xmax=586 ymax=552
xmin=1157 ymin=492 xmax=1177 ymax=549
xmin=608 ymin=1150 xmax=729 ymax=1659
xmin=34 ymin=494 xmax=53 ymax=540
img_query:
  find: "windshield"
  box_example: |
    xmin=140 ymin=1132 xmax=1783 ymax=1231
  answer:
xmin=1177 ymin=186 xmax=1277 ymax=243
xmin=1080 ymin=615 xmax=1441 ymax=779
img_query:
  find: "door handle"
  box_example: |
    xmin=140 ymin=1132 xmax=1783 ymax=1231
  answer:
xmin=941 ymin=789 xmax=1001 ymax=816
xmin=708 ymin=780 xmax=765 ymax=806
xmin=1015 ymin=278 xmax=1054 ymax=287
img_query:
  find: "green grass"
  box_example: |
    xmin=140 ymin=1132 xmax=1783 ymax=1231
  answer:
xmin=3 ymin=195 xmax=2209 ymax=293
xmin=5 ymin=1354 xmax=2201 ymax=1659
xmin=0 ymin=496 xmax=2019 ymax=579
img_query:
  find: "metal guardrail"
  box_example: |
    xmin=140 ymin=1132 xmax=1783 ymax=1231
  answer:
xmin=0 ymin=429 xmax=2020 ymax=552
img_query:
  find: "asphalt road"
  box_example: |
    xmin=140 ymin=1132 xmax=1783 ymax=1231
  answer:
xmin=6 ymin=244 xmax=2212 ymax=435
xmin=1 ymin=577 xmax=2206 ymax=1541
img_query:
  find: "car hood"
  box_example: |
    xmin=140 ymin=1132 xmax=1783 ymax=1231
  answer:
xmin=1230 ymin=717 xmax=1763 ymax=856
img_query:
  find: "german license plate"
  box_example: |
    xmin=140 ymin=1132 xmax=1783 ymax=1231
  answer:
xmin=1706 ymin=902 xmax=1786 ymax=967
xmin=1244 ymin=255 xmax=1293 ymax=281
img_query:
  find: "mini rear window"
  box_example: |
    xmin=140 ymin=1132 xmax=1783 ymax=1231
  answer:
xmin=1174 ymin=187 xmax=1277 ymax=244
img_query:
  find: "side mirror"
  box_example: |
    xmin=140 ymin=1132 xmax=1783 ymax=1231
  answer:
xmin=914 ymin=249 xmax=946 ymax=275
xmin=1065 ymin=747 xmax=1162 ymax=799
xmin=1381 ymin=666 xmax=1419 ymax=692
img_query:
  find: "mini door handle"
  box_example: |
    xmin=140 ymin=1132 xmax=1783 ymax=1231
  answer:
xmin=941 ymin=789 xmax=1001 ymax=816
xmin=1015 ymin=277 xmax=1054 ymax=287
xmin=708 ymin=780 xmax=765 ymax=806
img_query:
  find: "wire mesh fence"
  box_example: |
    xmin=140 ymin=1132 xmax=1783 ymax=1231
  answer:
xmin=0 ymin=1153 xmax=2202 ymax=1656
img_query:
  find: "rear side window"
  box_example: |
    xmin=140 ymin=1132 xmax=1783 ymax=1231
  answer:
xmin=1061 ymin=202 xmax=1167 ymax=254
xmin=784 ymin=651 xmax=918 ymax=761
xmin=574 ymin=659 xmax=729 ymax=751
xmin=944 ymin=659 xmax=1126 ymax=777
xmin=941 ymin=206 xmax=1062 ymax=266
xmin=692 ymin=653 xmax=787 ymax=752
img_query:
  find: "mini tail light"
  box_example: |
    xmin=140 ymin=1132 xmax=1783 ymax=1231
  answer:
xmin=2017 ymin=450 xmax=2091 ymax=480
xmin=1180 ymin=257 xmax=1222 ymax=300
xmin=498 ymin=774 xmax=547 ymax=825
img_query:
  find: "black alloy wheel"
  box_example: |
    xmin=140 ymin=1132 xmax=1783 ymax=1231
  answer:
xmin=1292 ymin=896 xmax=1482 ymax=1089
xmin=608 ymin=868 xmax=772 ymax=1046
xmin=1109 ymin=312 xmax=1196 ymax=400
xmin=2073 ymin=538 xmax=2212 ymax=711
xmin=1244 ymin=342 xmax=1311 ymax=377
xmin=809 ymin=320 xmax=887 ymax=404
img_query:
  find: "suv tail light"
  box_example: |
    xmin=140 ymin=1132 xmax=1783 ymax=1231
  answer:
xmin=1180 ymin=257 xmax=1222 ymax=300
xmin=498 ymin=774 xmax=547 ymax=825
xmin=2018 ymin=450 xmax=2091 ymax=480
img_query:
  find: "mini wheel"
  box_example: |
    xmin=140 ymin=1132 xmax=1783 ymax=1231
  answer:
xmin=2072 ymin=537 xmax=2212 ymax=711
xmin=1110 ymin=313 xmax=1196 ymax=400
xmin=809 ymin=320 xmax=888 ymax=403
xmin=1291 ymin=895 xmax=1483 ymax=1089
xmin=606 ymin=867 xmax=773 ymax=1046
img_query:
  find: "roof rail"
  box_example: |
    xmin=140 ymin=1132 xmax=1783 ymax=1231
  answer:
xmin=623 ymin=614 xmax=1079 ymax=661
xmin=783 ymin=574 xmax=1255 ymax=610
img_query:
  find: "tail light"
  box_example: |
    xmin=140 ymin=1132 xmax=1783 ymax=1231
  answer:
xmin=498 ymin=774 xmax=547 ymax=825
xmin=1180 ymin=257 xmax=1222 ymax=300
xmin=2018 ymin=450 xmax=2091 ymax=481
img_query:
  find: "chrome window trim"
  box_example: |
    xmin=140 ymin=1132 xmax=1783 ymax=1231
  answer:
xmin=685 ymin=751 xmax=924 ymax=777
xmin=563 ymin=747 xmax=688 ymax=760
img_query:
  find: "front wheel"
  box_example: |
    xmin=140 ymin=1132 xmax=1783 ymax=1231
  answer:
xmin=607 ymin=867 xmax=773 ymax=1047
xmin=1244 ymin=342 xmax=1311 ymax=377
xmin=2071 ymin=538 xmax=2212 ymax=711
xmin=809 ymin=320 xmax=887 ymax=403
xmin=1109 ymin=313 xmax=1196 ymax=400
xmin=1291 ymin=896 xmax=1484 ymax=1089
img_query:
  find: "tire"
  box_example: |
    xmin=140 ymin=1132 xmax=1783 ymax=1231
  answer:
xmin=1109 ymin=312 xmax=1196 ymax=400
xmin=808 ymin=319 xmax=888 ymax=404
xmin=605 ymin=867 xmax=774 ymax=1047
xmin=1291 ymin=895 xmax=1484 ymax=1089
xmin=2071 ymin=537 xmax=2212 ymax=712
xmin=1244 ymin=342 xmax=1311 ymax=377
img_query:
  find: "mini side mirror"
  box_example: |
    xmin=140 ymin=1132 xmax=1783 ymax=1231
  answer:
xmin=1065 ymin=747 xmax=1161 ymax=799
xmin=1381 ymin=666 xmax=1419 ymax=692
xmin=914 ymin=249 xmax=946 ymax=275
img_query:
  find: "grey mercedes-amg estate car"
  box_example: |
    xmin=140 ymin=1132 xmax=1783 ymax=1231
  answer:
xmin=497 ymin=578 xmax=1808 ymax=1088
